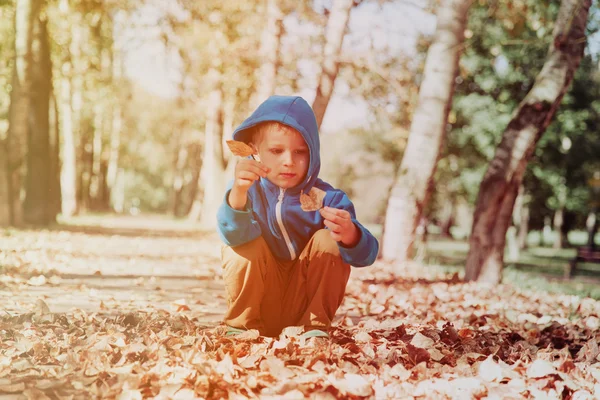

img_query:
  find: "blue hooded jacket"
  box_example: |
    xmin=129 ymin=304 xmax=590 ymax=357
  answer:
xmin=216 ymin=95 xmax=379 ymax=267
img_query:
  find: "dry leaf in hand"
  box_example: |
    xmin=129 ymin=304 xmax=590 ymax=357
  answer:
xmin=226 ymin=140 xmax=255 ymax=157
xmin=300 ymin=187 xmax=326 ymax=212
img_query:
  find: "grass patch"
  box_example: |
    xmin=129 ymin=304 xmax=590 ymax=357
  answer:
xmin=421 ymin=234 xmax=600 ymax=300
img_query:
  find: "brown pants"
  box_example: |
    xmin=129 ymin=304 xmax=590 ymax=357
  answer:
xmin=221 ymin=229 xmax=351 ymax=337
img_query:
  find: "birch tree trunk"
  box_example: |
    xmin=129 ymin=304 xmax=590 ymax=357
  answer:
xmin=311 ymin=0 xmax=353 ymax=129
xmin=189 ymin=76 xmax=226 ymax=227
xmin=0 ymin=137 xmax=9 ymax=225
xmin=24 ymin=11 xmax=53 ymax=225
xmin=107 ymin=44 xmax=122 ymax=212
xmin=254 ymin=0 xmax=283 ymax=106
xmin=381 ymin=0 xmax=472 ymax=262
xmin=60 ymin=0 xmax=81 ymax=216
xmin=170 ymin=142 xmax=188 ymax=217
xmin=90 ymin=101 xmax=104 ymax=207
xmin=553 ymin=207 xmax=567 ymax=249
xmin=464 ymin=0 xmax=591 ymax=283
xmin=518 ymin=205 xmax=530 ymax=250
xmin=5 ymin=0 xmax=42 ymax=226
xmin=49 ymin=90 xmax=62 ymax=217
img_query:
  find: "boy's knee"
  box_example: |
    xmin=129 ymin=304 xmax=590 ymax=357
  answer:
xmin=311 ymin=229 xmax=341 ymax=257
xmin=221 ymin=236 xmax=270 ymax=264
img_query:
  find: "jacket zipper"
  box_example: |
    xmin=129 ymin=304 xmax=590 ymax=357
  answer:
xmin=276 ymin=188 xmax=296 ymax=259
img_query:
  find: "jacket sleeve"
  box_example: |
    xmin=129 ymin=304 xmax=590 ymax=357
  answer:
xmin=216 ymin=182 xmax=262 ymax=247
xmin=326 ymin=191 xmax=379 ymax=267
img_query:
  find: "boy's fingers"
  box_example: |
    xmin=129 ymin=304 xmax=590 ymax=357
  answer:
xmin=324 ymin=207 xmax=350 ymax=219
xmin=324 ymin=219 xmax=341 ymax=233
xmin=241 ymin=163 xmax=268 ymax=178
xmin=245 ymin=159 xmax=270 ymax=173
xmin=238 ymin=171 xmax=261 ymax=181
xmin=320 ymin=209 xmax=348 ymax=226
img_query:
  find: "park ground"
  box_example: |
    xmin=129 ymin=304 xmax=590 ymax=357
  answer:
xmin=1 ymin=215 xmax=600 ymax=399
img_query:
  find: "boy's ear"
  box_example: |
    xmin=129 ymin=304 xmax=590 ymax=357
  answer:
xmin=250 ymin=143 xmax=259 ymax=154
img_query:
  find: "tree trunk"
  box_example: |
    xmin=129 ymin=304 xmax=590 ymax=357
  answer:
xmin=89 ymin=17 xmax=107 ymax=211
xmin=311 ymin=0 xmax=353 ymax=129
xmin=512 ymin=184 xmax=529 ymax=251
xmin=78 ymin=117 xmax=93 ymax=213
xmin=541 ymin=216 xmax=552 ymax=247
xmin=6 ymin=0 xmax=42 ymax=226
xmin=183 ymin=142 xmax=202 ymax=216
xmin=170 ymin=143 xmax=188 ymax=217
xmin=106 ymin=104 xmax=121 ymax=210
xmin=254 ymin=0 xmax=283 ymax=106
xmin=59 ymin=68 xmax=77 ymax=216
xmin=49 ymin=85 xmax=62 ymax=217
xmin=464 ymin=0 xmax=591 ymax=283
xmin=518 ymin=205 xmax=529 ymax=250
xmin=440 ymin=200 xmax=455 ymax=238
xmin=107 ymin=44 xmax=122 ymax=212
xmin=0 ymin=139 xmax=9 ymax=225
xmin=24 ymin=12 xmax=53 ymax=225
xmin=189 ymin=77 xmax=226 ymax=227
xmin=586 ymin=211 xmax=597 ymax=249
xmin=89 ymin=102 xmax=104 ymax=207
xmin=381 ymin=0 xmax=472 ymax=263
xmin=553 ymin=207 xmax=570 ymax=249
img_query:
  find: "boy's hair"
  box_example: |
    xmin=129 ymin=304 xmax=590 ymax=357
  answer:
xmin=248 ymin=121 xmax=296 ymax=146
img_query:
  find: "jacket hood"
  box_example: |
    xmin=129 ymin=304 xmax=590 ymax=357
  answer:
xmin=232 ymin=95 xmax=320 ymax=192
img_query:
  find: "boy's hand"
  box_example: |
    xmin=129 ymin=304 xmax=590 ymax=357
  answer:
xmin=233 ymin=159 xmax=270 ymax=192
xmin=319 ymin=207 xmax=360 ymax=247
xmin=229 ymin=159 xmax=270 ymax=210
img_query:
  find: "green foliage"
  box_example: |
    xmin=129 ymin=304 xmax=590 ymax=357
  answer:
xmin=431 ymin=0 xmax=600 ymax=231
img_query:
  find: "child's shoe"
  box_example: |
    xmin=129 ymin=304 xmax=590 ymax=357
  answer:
xmin=301 ymin=329 xmax=329 ymax=339
xmin=225 ymin=326 xmax=247 ymax=336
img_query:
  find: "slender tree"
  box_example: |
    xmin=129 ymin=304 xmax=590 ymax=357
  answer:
xmin=311 ymin=0 xmax=353 ymax=129
xmin=381 ymin=0 xmax=473 ymax=262
xmin=5 ymin=0 xmax=43 ymax=226
xmin=188 ymin=71 xmax=227 ymax=227
xmin=253 ymin=0 xmax=283 ymax=106
xmin=23 ymin=7 xmax=54 ymax=225
xmin=464 ymin=0 xmax=592 ymax=283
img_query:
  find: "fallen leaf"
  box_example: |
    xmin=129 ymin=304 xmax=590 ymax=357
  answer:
xmin=410 ymin=332 xmax=434 ymax=349
xmin=527 ymin=359 xmax=557 ymax=379
xmin=328 ymin=373 xmax=373 ymax=397
xmin=27 ymin=275 xmax=47 ymax=286
xmin=478 ymin=355 xmax=504 ymax=382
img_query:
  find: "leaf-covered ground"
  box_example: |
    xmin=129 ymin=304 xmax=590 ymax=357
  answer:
xmin=1 ymin=223 xmax=600 ymax=399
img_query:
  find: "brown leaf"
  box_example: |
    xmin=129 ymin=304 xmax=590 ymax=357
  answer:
xmin=226 ymin=140 xmax=255 ymax=157
xmin=406 ymin=343 xmax=430 ymax=366
xmin=300 ymin=187 xmax=326 ymax=212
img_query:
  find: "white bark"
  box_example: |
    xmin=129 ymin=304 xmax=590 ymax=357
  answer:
xmin=312 ymin=0 xmax=353 ymax=129
xmin=382 ymin=0 xmax=472 ymax=263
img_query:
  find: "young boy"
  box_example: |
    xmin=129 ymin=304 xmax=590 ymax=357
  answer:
xmin=216 ymin=95 xmax=379 ymax=338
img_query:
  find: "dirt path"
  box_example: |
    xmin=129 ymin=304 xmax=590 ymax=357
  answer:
xmin=0 ymin=220 xmax=227 ymax=325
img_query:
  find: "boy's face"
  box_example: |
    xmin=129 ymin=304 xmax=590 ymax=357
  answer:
xmin=252 ymin=124 xmax=309 ymax=189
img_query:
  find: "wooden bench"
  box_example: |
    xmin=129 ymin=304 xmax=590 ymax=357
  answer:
xmin=564 ymin=247 xmax=600 ymax=279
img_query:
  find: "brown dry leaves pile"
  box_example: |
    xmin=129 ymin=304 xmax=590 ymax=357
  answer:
xmin=2 ymin=230 xmax=600 ymax=399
